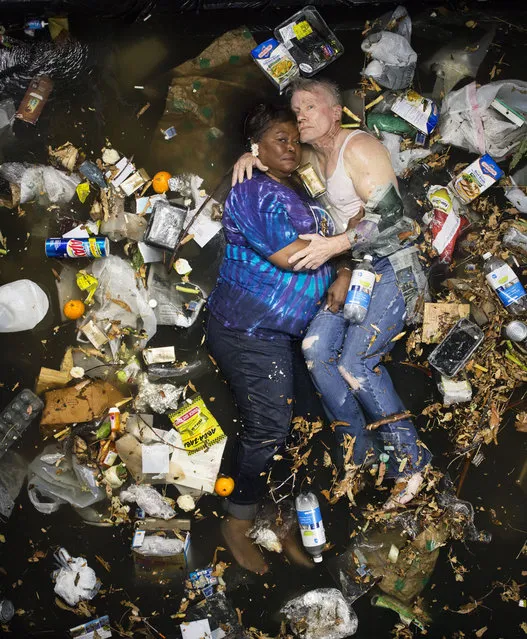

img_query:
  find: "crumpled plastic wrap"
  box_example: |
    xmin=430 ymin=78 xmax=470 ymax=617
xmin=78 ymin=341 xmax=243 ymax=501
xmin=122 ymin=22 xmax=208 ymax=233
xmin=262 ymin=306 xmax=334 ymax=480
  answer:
xmin=381 ymin=132 xmax=432 ymax=176
xmin=361 ymin=6 xmax=416 ymax=90
xmin=120 ymin=484 xmax=175 ymax=520
xmin=281 ymin=588 xmax=358 ymax=639
xmin=134 ymin=373 xmax=184 ymax=413
xmin=247 ymin=500 xmax=297 ymax=553
xmin=439 ymin=79 xmax=527 ymax=160
xmin=91 ymin=255 xmax=157 ymax=344
xmin=133 ymin=535 xmax=184 ymax=556
xmin=168 ymin=173 xmax=203 ymax=207
xmin=0 ymin=162 xmax=80 ymax=203
xmin=53 ymin=548 xmax=100 ymax=606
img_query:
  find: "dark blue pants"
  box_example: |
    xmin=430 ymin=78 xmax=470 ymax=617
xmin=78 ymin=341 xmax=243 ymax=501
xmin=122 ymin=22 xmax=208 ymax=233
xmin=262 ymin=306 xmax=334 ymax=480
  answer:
xmin=206 ymin=313 xmax=313 ymax=520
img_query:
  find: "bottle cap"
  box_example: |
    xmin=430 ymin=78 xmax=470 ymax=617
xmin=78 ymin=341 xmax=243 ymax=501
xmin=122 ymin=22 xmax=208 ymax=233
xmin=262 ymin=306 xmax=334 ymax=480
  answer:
xmin=505 ymin=321 xmax=527 ymax=342
xmin=313 ymin=555 xmax=323 ymax=563
xmin=148 ymin=299 xmax=158 ymax=308
xmin=364 ymin=254 xmax=373 ymax=261
xmin=379 ymin=453 xmax=390 ymax=463
xmin=482 ymin=252 xmax=492 ymax=260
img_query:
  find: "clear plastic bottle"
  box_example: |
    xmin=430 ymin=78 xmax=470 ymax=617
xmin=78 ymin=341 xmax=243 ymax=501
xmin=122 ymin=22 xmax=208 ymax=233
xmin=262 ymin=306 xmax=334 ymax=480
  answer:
xmin=482 ymin=252 xmax=527 ymax=315
xmin=295 ymin=492 xmax=326 ymax=564
xmin=343 ymin=254 xmax=376 ymax=324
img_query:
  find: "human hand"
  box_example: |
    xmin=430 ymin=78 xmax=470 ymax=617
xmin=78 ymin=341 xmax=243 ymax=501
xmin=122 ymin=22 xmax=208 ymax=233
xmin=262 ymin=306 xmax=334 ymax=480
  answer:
xmin=288 ymin=234 xmax=350 ymax=271
xmin=326 ymin=269 xmax=351 ymax=313
xmin=232 ymin=153 xmax=269 ymax=186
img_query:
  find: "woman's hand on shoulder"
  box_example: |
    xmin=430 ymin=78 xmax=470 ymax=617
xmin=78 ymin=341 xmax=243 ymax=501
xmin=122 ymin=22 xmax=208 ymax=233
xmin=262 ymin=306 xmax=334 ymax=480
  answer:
xmin=232 ymin=153 xmax=269 ymax=187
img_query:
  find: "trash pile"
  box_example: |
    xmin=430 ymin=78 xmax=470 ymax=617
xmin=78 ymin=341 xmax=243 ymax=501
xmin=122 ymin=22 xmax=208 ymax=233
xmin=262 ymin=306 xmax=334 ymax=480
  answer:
xmin=0 ymin=4 xmax=526 ymax=639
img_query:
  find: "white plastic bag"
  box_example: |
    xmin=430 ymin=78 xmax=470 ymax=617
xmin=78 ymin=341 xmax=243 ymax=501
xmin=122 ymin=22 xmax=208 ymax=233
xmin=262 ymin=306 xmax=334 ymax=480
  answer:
xmin=53 ymin=548 xmax=100 ymax=606
xmin=281 ymin=588 xmax=358 ymax=639
xmin=120 ymin=484 xmax=176 ymax=519
xmin=0 ymin=163 xmax=80 ymax=203
xmin=133 ymin=535 xmax=184 ymax=556
xmin=381 ymin=132 xmax=432 ymax=176
xmin=91 ymin=255 xmax=157 ymax=343
xmin=439 ymin=80 xmax=527 ymax=160
xmin=361 ymin=6 xmax=416 ymax=90
xmin=0 ymin=280 xmax=49 ymax=332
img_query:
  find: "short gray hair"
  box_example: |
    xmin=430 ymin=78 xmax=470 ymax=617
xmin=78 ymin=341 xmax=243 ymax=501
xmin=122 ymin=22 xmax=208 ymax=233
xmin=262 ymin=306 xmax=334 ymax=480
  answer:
xmin=288 ymin=77 xmax=342 ymax=107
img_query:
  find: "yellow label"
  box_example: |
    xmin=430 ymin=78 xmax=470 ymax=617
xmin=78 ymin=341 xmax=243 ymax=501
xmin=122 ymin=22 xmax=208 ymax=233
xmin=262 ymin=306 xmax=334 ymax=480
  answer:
xmin=76 ymin=181 xmax=90 ymax=203
xmin=76 ymin=271 xmax=98 ymax=303
xmin=169 ymin=394 xmax=226 ymax=454
xmin=293 ymin=20 xmax=313 ymax=39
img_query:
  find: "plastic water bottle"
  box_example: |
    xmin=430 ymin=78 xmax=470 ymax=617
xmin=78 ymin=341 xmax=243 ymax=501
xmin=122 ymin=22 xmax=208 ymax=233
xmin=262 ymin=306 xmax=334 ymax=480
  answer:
xmin=505 ymin=320 xmax=527 ymax=343
xmin=295 ymin=492 xmax=326 ymax=564
xmin=482 ymin=252 xmax=527 ymax=315
xmin=343 ymin=254 xmax=376 ymax=324
xmin=0 ymin=280 xmax=49 ymax=332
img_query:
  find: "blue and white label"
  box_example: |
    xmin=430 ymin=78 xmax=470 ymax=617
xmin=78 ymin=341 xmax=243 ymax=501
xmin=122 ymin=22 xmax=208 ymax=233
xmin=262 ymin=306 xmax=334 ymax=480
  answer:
xmin=486 ymin=264 xmax=526 ymax=307
xmin=345 ymin=269 xmax=375 ymax=310
xmin=297 ymin=507 xmax=326 ymax=547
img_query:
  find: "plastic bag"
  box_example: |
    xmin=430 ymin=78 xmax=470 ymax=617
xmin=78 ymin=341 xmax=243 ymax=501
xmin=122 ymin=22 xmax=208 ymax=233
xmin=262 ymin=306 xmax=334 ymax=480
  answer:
xmin=381 ymin=132 xmax=432 ymax=176
xmin=91 ymin=255 xmax=157 ymax=343
xmin=134 ymin=373 xmax=183 ymax=413
xmin=439 ymin=80 xmax=527 ymax=160
xmin=120 ymin=484 xmax=176 ymax=519
xmin=361 ymin=6 xmax=416 ymax=90
xmin=133 ymin=535 xmax=184 ymax=556
xmin=281 ymin=588 xmax=358 ymax=639
xmin=0 ymin=163 xmax=80 ymax=203
xmin=0 ymin=451 xmax=27 ymax=518
xmin=504 ymin=166 xmax=527 ymax=214
xmin=0 ymin=279 xmax=49 ymax=332
xmin=53 ymin=548 xmax=101 ymax=606
xmin=247 ymin=500 xmax=297 ymax=553
xmin=423 ymin=29 xmax=494 ymax=99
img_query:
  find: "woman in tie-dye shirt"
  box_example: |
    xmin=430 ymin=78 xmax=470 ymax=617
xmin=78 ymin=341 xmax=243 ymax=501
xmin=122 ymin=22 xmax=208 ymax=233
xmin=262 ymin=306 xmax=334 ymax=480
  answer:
xmin=207 ymin=103 xmax=350 ymax=574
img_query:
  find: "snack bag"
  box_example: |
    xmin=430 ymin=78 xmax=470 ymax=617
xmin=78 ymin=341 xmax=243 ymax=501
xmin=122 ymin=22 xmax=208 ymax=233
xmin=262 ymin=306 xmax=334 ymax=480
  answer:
xmin=168 ymin=394 xmax=226 ymax=454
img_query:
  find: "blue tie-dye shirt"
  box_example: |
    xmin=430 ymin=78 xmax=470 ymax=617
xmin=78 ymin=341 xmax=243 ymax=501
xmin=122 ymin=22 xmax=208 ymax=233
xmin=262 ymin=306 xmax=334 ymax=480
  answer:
xmin=208 ymin=172 xmax=335 ymax=340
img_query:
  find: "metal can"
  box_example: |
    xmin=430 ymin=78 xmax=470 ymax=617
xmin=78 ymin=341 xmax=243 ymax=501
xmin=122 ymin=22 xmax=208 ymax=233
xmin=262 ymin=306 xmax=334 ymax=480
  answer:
xmin=45 ymin=237 xmax=110 ymax=259
xmin=296 ymin=162 xmax=326 ymax=198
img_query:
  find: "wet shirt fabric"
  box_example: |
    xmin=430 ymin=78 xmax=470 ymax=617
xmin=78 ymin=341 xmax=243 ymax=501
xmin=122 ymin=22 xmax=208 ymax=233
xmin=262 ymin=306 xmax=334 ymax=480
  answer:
xmin=208 ymin=171 xmax=334 ymax=340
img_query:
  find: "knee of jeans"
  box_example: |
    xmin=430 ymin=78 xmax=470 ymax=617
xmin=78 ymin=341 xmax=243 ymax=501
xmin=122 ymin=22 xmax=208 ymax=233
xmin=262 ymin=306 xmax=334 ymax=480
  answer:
xmin=337 ymin=363 xmax=366 ymax=391
xmin=302 ymin=333 xmax=322 ymax=370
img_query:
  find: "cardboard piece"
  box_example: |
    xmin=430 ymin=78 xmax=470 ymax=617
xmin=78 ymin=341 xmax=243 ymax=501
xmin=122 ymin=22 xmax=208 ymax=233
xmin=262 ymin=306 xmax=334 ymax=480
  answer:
xmin=40 ymin=381 xmax=125 ymax=427
xmin=421 ymin=303 xmax=470 ymax=344
xmin=36 ymin=367 xmax=71 ymax=395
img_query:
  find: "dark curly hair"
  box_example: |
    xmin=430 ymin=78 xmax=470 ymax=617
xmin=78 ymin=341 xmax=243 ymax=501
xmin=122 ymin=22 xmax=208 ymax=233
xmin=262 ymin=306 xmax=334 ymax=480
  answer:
xmin=244 ymin=103 xmax=297 ymax=144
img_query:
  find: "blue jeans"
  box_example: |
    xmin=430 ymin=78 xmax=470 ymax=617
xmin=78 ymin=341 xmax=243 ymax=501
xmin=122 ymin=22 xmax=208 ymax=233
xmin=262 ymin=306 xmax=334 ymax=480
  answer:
xmin=302 ymin=257 xmax=431 ymax=479
xmin=206 ymin=313 xmax=318 ymax=519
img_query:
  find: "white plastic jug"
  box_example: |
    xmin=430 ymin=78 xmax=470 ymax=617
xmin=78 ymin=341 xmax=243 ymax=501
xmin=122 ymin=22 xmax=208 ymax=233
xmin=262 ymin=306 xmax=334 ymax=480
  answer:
xmin=0 ymin=279 xmax=49 ymax=332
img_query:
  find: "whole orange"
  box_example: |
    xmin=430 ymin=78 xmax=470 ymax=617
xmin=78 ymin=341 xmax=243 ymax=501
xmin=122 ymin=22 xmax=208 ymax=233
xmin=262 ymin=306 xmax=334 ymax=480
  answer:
xmin=214 ymin=476 xmax=235 ymax=497
xmin=64 ymin=299 xmax=86 ymax=320
xmin=152 ymin=171 xmax=172 ymax=194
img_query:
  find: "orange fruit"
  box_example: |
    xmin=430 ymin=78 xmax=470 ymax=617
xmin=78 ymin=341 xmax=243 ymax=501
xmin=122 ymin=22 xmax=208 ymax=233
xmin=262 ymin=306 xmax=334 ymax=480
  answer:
xmin=63 ymin=299 xmax=86 ymax=320
xmin=214 ymin=476 xmax=235 ymax=497
xmin=152 ymin=171 xmax=172 ymax=194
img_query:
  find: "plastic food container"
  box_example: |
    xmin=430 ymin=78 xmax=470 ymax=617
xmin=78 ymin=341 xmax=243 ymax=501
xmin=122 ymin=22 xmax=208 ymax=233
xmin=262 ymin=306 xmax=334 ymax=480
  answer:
xmin=274 ymin=6 xmax=344 ymax=77
xmin=428 ymin=318 xmax=484 ymax=378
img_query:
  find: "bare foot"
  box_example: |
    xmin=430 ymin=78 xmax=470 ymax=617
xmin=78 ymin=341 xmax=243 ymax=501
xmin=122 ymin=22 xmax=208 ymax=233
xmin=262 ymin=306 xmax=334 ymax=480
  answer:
xmin=281 ymin=532 xmax=314 ymax=568
xmin=383 ymin=472 xmax=424 ymax=510
xmin=221 ymin=517 xmax=269 ymax=575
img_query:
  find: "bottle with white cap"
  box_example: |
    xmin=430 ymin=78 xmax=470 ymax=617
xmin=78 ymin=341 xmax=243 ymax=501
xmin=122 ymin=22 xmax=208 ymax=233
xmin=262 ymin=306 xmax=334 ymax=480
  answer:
xmin=482 ymin=252 xmax=527 ymax=315
xmin=343 ymin=254 xmax=376 ymax=324
xmin=505 ymin=320 xmax=527 ymax=343
xmin=295 ymin=492 xmax=326 ymax=564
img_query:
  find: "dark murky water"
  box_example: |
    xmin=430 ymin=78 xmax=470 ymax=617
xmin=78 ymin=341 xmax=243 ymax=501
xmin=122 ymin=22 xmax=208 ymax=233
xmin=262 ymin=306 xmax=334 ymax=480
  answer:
xmin=0 ymin=4 xmax=526 ymax=638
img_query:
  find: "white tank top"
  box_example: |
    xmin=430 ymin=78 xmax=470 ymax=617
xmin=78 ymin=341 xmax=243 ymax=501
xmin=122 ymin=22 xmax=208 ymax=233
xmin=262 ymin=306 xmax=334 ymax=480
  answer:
xmin=308 ymin=130 xmax=368 ymax=234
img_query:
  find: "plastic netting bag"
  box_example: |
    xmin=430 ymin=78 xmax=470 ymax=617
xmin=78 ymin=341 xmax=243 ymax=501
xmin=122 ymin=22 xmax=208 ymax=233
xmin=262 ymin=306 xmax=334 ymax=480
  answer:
xmin=439 ymin=80 xmax=527 ymax=160
xmin=120 ymin=484 xmax=176 ymax=519
xmin=91 ymin=255 xmax=157 ymax=343
xmin=281 ymin=588 xmax=358 ymax=639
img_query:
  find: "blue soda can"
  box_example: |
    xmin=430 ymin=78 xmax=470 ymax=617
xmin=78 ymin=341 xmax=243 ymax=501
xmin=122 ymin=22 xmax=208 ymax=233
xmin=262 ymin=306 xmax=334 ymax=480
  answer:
xmin=45 ymin=237 xmax=110 ymax=259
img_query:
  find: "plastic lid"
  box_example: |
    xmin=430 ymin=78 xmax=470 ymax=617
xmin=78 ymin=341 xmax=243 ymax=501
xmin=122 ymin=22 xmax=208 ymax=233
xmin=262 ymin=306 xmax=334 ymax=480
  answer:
xmin=482 ymin=252 xmax=492 ymax=260
xmin=148 ymin=299 xmax=158 ymax=308
xmin=364 ymin=254 xmax=373 ymax=261
xmin=313 ymin=555 xmax=323 ymax=563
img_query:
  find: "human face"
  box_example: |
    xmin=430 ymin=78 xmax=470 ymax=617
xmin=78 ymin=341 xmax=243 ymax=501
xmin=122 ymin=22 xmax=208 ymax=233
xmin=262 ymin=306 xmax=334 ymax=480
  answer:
xmin=255 ymin=120 xmax=301 ymax=179
xmin=290 ymin=88 xmax=341 ymax=144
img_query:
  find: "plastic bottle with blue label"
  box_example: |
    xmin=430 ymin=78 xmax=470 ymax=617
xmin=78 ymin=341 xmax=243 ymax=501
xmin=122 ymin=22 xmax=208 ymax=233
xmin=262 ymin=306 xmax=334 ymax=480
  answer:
xmin=343 ymin=254 xmax=375 ymax=324
xmin=295 ymin=492 xmax=326 ymax=563
xmin=483 ymin=252 xmax=527 ymax=315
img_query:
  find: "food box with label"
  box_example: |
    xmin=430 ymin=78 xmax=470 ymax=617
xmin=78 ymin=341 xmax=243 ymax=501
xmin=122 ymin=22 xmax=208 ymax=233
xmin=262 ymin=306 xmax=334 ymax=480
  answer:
xmin=251 ymin=38 xmax=299 ymax=93
xmin=391 ymin=90 xmax=439 ymax=135
xmin=449 ymin=154 xmax=504 ymax=204
xmin=274 ymin=6 xmax=344 ymax=77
